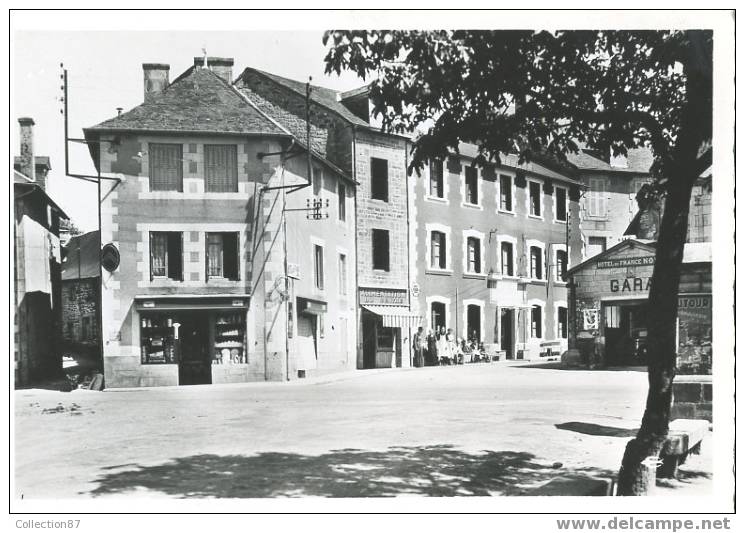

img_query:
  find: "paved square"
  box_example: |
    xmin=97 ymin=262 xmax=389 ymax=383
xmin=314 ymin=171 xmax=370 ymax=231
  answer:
xmin=14 ymin=363 xmax=711 ymax=498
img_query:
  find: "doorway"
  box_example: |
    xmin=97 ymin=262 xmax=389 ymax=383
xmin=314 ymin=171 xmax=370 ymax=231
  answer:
xmin=431 ymin=301 xmax=446 ymax=332
xmin=603 ymin=302 xmax=648 ymax=366
xmin=297 ymin=314 xmax=318 ymax=370
xmin=362 ymin=313 xmax=377 ymax=369
xmin=500 ymin=308 xmax=514 ymax=359
xmin=467 ymin=304 xmax=481 ymax=342
xmin=178 ymin=313 xmax=211 ymax=385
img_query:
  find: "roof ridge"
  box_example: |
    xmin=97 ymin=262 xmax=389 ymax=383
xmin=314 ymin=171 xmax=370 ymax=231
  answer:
xmin=224 ymin=76 xmax=292 ymax=137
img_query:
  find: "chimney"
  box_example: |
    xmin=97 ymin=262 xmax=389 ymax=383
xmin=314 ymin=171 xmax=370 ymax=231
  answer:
xmin=142 ymin=63 xmax=170 ymax=102
xmin=206 ymin=57 xmax=234 ymax=83
xmin=18 ymin=117 xmax=35 ymax=182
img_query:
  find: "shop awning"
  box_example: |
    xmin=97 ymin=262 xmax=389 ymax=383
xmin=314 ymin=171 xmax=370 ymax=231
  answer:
xmin=362 ymin=305 xmax=423 ymax=329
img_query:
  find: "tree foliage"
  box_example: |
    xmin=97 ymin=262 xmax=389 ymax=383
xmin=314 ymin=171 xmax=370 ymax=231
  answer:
xmin=324 ymin=29 xmax=713 ymax=496
xmin=324 ymin=30 xmax=711 ymax=181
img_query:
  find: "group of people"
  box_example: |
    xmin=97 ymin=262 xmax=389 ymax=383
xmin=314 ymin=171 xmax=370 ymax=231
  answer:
xmin=412 ymin=326 xmax=488 ymax=367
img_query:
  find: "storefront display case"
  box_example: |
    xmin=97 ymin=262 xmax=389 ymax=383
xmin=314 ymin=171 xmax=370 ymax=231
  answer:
xmin=140 ymin=315 xmax=178 ymax=364
xmin=213 ymin=311 xmax=247 ymax=365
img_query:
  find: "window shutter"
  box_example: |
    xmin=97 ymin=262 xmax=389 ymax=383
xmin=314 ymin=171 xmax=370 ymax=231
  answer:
xmin=205 ymin=145 xmax=238 ymax=192
xmin=223 ymin=233 xmax=239 ymax=280
xmin=149 ymin=144 xmax=183 ymax=192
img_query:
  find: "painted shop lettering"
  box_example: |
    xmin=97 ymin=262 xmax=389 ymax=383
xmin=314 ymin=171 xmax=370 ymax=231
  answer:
xmin=610 ymin=278 xmax=652 ymax=293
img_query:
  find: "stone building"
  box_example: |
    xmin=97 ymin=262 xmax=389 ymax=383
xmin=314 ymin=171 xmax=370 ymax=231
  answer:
xmin=565 ymin=239 xmax=711 ymax=371
xmin=83 ymin=58 xmax=358 ymax=387
xmin=413 ymin=143 xmax=583 ymax=360
xmin=14 ymin=117 xmax=69 ymax=385
xmin=566 ymin=174 xmax=713 ymax=371
xmin=567 ymin=147 xmax=712 ymax=257
xmin=61 ymin=230 xmax=101 ymax=362
xmin=234 ymin=71 xmax=418 ymax=370
xmin=567 ymin=147 xmax=654 ymax=259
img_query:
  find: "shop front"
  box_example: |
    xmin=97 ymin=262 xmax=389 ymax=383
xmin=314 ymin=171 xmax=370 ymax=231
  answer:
xmin=295 ymin=297 xmax=327 ymax=374
xmin=135 ymin=295 xmax=249 ymax=385
xmin=358 ymin=287 xmax=421 ymax=369
xmin=566 ymin=240 xmax=712 ymax=372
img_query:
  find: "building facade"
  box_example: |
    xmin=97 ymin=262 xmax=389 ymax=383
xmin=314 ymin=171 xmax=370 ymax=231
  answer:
xmin=566 ymin=239 xmax=712 ymax=372
xmin=84 ymin=58 xmax=358 ymax=387
xmin=567 ymin=148 xmax=654 ymax=259
xmin=234 ymin=70 xmax=417 ymax=371
xmin=413 ymin=144 xmax=583 ymax=359
xmin=14 ymin=117 xmax=69 ymax=385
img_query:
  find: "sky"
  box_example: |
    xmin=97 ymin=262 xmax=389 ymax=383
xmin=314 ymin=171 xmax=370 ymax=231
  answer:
xmin=11 ymin=31 xmax=364 ymax=231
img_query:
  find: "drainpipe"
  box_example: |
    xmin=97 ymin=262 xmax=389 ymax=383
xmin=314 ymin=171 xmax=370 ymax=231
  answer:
xmin=352 ymin=125 xmax=359 ymax=369
xmin=404 ymin=139 xmax=412 ymax=366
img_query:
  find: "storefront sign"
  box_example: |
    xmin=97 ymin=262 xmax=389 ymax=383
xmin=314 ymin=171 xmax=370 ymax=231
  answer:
xmin=610 ymin=277 xmax=652 ymax=293
xmin=597 ymin=256 xmax=655 ymax=269
xmin=359 ymin=287 xmax=408 ymax=306
xmin=678 ymin=295 xmax=711 ymax=309
xmin=298 ymin=297 xmax=327 ymax=315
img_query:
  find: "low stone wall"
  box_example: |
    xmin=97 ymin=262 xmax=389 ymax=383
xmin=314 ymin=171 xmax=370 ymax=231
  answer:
xmin=671 ymin=376 xmax=712 ymax=422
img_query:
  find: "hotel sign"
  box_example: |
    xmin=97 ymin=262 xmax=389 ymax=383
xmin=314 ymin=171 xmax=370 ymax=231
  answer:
xmin=359 ymin=287 xmax=408 ymax=306
xmin=597 ymin=256 xmax=656 ymax=269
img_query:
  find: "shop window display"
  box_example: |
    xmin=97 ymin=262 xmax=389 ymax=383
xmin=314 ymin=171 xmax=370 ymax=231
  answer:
xmin=213 ymin=312 xmax=247 ymax=365
xmin=140 ymin=315 xmax=178 ymax=364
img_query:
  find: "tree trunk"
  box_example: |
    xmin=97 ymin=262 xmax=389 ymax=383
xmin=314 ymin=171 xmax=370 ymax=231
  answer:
xmin=616 ymin=174 xmax=696 ymax=495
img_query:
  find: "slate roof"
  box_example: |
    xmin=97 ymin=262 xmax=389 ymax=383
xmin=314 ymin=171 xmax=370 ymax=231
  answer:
xmin=62 ymin=230 xmax=100 ymax=280
xmin=566 ymin=147 xmax=653 ymax=174
xmin=85 ymin=67 xmax=287 ymax=136
xmin=457 ymin=142 xmax=580 ymax=185
xmin=238 ymin=67 xmax=370 ymax=128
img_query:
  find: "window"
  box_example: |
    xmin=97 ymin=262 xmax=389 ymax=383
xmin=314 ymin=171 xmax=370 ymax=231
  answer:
xmin=555 ymin=186 xmax=568 ymax=221
xmin=530 ymin=246 xmax=543 ymax=280
xmin=466 ymin=237 xmax=481 ymax=273
xmin=371 ymin=157 xmax=388 ymax=201
xmin=558 ymin=307 xmax=568 ymax=339
xmin=587 ymin=236 xmax=606 ymax=258
xmin=501 ymin=241 xmax=514 ymax=276
xmin=556 ymin=249 xmax=568 ymax=281
xmin=314 ymin=245 xmax=324 ymax=290
xmin=338 ymin=253 xmax=347 ymax=295
xmin=499 ymin=174 xmax=513 ymax=212
xmin=429 ymin=160 xmax=444 ymax=198
xmin=464 ymin=166 xmax=479 ymax=205
xmin=529 ymin=181 xmax=542 ymax=217
xmin=531 ymin=305 xmax=543 ymax=338
xmin=337 ymin=182 xmax=346 ymax=221
xmin=206 ymin=232 xmax=239 ymax=280
xmin=204 ymin=145 xmax=238 ymax=192
xmin=430 ymin=231 xmax=447 ymax=269
xmin=372 ymin=229 xmax=390 ymax=271
xmin=149 ymin=143 xmax=183 ymax=192
xmin=150 ymin=232 xmax=183 ymax=281
xmin=588 ymin=178 xmax=608 ymax=217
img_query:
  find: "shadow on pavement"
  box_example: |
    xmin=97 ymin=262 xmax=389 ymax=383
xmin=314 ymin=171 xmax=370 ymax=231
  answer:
xmin=86 ymin=445 xmax=614 ymax=498
xmin=656 ymin=468 xmax=712 ymax=489
xmin=514 ymin=363 xmax=647 ymax=372
xmin=555 ymin=422 xmax=639 ymax=438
